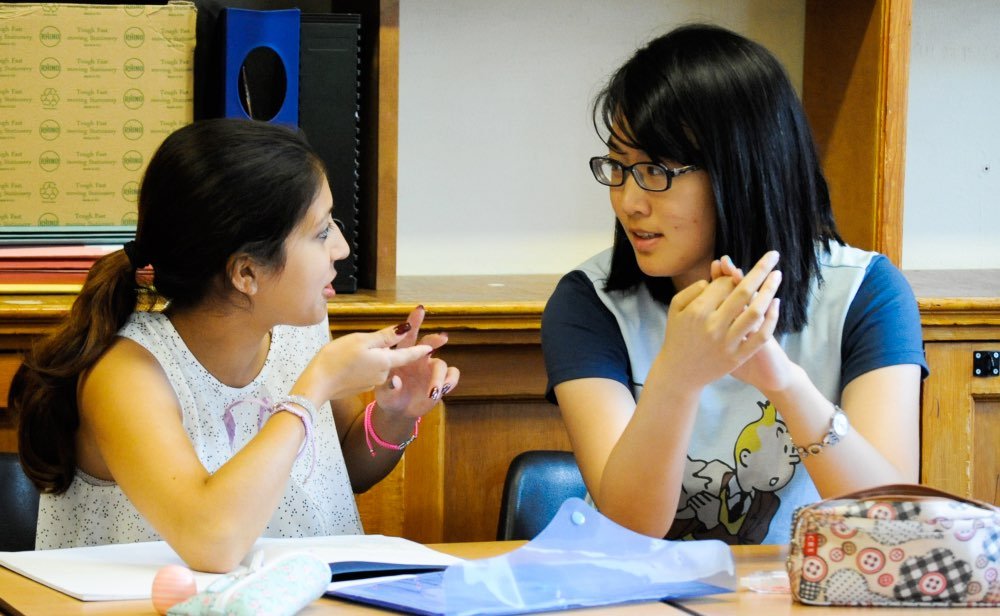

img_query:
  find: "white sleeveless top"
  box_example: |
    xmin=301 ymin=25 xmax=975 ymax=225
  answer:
xmin=36 ymin=312 xmax=362 ymax=550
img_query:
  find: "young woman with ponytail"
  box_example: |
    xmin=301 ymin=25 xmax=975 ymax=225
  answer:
xmin=9 ymin=118 xmax=459 ymax=572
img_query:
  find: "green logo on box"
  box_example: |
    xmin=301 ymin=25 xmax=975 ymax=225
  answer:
xmin=39 ymin=57 xmax=61 ymax=79
xmin=123 ymin=88 xmax=144 ymax=110
xmin=40 ymin=88 xmax=59 ymax=109
xmin=39 ymin=185 xmax=59 ymax=203
xmin=124 ymin=27 xmax=145 ymax=48
xmin=123 ymin=58 xmax=145 ymax=79
xmin=121 ymin=181 xmax=140 ymax=202
xmin=121 ymin=211 xmax=139 ymax=225
xmin=39 ymin=26 xmax=61 ymax=47
xmin=124 ymin=5 xmax=145 ymax=17
xmin=38 ymin=120 xmax=60 ymax=141
xmin=39 ymin=151 xmax=60 ymax=171
xmin=122 ymin=150 xmax=143 ymax=171
xmin=123 ymin=120 xmax=143 ymax=141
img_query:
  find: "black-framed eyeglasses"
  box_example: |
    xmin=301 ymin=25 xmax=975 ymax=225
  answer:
xmin=589 ymin=156 xmax=700 ymax=192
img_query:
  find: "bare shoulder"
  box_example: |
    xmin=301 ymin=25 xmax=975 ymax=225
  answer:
xmin=85 ymin=336 xmax=162 ymax=384
xmin=80 ymin=336 xmax=177 ymax=419
xmin=77 ymin=336 xmax=186 ymax=479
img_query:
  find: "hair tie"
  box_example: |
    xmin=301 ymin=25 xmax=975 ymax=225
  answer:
xmin=123 ymin=240 xmax=149 ymax=270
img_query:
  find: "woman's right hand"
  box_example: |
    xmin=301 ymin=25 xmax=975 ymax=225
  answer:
xmin=295 ymin=324 xmax=433 ymax=403
xmin=654 ymin=251 xmax=781 ymax=390
xmin=711 ymin=254 xmax=794 ymax=394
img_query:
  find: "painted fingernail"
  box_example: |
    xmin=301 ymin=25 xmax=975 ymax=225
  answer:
xmin=429 ymin=387 xmax=440 ymax=400
xmin=394 ymin=322 xmax=412 ymax=335
xmin=441 ymin=383 xmax=452 ymax=395
xmin=388 ymin=376 xmax=397 ymax=389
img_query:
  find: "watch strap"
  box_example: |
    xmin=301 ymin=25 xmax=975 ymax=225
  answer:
xmin=794 ymin=405 xmax=847 ymax=458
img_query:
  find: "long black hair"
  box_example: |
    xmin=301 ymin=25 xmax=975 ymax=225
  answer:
xmin=595 ymin=24 xmax=842 ymax=334
xmin=10 ymin=118 xmax=327 ymax=493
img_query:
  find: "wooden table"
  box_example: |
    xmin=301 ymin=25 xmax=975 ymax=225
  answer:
xmin=1 ymin=542 xmax=993 ymax=615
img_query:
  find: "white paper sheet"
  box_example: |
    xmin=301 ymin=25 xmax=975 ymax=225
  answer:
xmin=0 ymin=534 xmax=462 ymax=602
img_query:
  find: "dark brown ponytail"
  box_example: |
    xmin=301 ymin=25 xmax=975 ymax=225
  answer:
xmin=9 ymin=250 xmax=154 ymax=493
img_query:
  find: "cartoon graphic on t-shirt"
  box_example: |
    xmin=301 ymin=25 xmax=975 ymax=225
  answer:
xmin=668 ymin=400 xmax=800 ymax=543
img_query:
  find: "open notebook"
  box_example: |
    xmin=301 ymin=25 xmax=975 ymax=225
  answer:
xmin=0 ymin=534 xmax=460 ymax=601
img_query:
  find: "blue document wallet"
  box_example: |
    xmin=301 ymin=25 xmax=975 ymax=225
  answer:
xmin=328 ymin=498 xmax=736 ymax=615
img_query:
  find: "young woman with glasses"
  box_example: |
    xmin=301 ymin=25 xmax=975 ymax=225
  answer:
xmin=541 ymin=24 xmax=926 ymax=544
xmin=10 ymin=119 xmax=459 ymax=571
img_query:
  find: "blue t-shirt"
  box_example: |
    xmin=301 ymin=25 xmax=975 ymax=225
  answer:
xmin=542 ymin=249 xmax=927 ymax=544
xmin=543 ymin=254 xmax=927 ymax=402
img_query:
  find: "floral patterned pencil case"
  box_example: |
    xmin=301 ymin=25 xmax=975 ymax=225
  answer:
xmin=787 ymin=483 xmax=1000 ymax=607
xmin=168 ymin=552 xmax=330 ymax=616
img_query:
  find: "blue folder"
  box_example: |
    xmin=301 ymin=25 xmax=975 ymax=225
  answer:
xmin=329 ymin=498 xmax=736 ymax=616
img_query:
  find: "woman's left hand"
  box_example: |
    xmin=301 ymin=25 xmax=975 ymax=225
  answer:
xmin=373 ymin=305 xmax=460 ymax=419
xmin=711 ymin=256 xmax=795 ymax=394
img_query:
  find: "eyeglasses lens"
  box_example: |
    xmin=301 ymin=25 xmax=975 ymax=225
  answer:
xmin=591 ymin=158 xmax=671 ymax=191
xmin=635 ymin=164 xmax=668 ymax=191
xmin=592 ymin=159 xmax=622 ymax=186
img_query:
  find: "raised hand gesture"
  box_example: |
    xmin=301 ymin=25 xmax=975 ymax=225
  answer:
xmin=374 ymin=305 xmax=460 ymax=419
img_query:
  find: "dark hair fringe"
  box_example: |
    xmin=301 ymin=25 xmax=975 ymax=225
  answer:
xmin=595 ymin=24 xmax=842 ymax=334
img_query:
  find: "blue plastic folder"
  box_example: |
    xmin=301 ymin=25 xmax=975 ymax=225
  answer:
xmin=329 ymin=498 xmax=736 ymax=615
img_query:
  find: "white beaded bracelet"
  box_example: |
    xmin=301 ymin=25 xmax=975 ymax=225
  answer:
xmin=272 ymin=395 xmax=318 ymax=481
xmin=275 ymin=394 xmax=317 ymax=424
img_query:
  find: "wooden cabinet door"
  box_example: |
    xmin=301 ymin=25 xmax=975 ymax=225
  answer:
xmin=921 ymin=342 xmax=1000 ymax=505
xmin=0 ymin=354 xmax=22 ymax=452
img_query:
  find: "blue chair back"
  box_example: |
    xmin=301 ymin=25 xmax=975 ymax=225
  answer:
xmin=496 ymin=450 xmax=587 ymax=541
xmin=0 ymin=452 xmax=39 ymax=551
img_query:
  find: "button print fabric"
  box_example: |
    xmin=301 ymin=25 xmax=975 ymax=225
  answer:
xmin=787 ymin=485 xmax=1000 ymax=606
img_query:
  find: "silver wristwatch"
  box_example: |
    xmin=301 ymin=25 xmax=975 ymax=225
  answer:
xmin=794 ymin=405 xmax=849 ymax=458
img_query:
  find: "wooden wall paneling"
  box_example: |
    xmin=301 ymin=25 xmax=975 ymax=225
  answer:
xmin=1 ymin=354 xmax=23 ymax=453
xmin=374 ymin=0 xmax=399 ymax=290
xmin=401 ymin=400 xmax=445 ymax=543
xmin=972 ymin=395 xmax=1000 ymax=505
xmin=354 ymin=401 xmax=446 ymax=542
xmin=433 ymin=334 xmax=557 ymax=542
xmin=921 ymin=342 xmax=1000 ymax=505
xmin=877 ymin=0 xmax=912 ymax=265
xmin=911 ymin=272 xmax=1000 ymax=505
xmin=442 ymin=400 xmax=571 ymax=543
xmin=803 ymin=0 xmax=911 ymax=265
xmin=355 ymin=456 xmax=406 ymax=537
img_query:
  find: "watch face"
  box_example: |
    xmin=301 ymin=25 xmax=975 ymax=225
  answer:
xmin=832 ymin=411 xmax=849 ymax=437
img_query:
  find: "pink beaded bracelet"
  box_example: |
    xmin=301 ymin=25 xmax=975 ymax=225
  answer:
xmin=363 ymin=400 xmax=420 ymax=457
